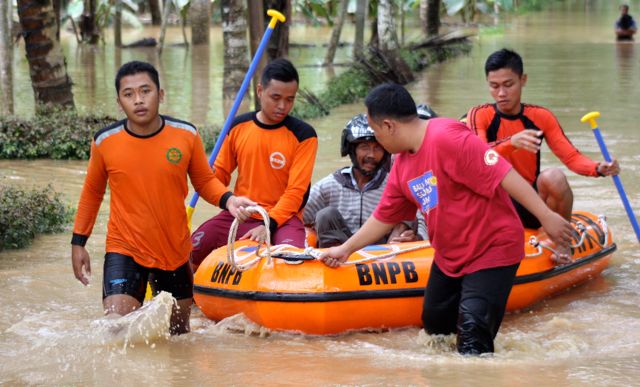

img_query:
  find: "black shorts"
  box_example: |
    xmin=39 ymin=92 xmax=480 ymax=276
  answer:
xmin=511 ymin=179 xmax=542 ymax=229
xmin=102 ymin=252 xmax=193 ymax=303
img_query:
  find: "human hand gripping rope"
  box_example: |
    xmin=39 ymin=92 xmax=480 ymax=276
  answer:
xmin=226 ymin=205 xmax=432 ymax=272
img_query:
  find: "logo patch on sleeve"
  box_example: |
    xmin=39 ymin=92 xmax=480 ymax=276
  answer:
xmin=407 ymin=171 xmax=438 ymax=213
xmin=484 ymin=149 xmax=499 ymax=166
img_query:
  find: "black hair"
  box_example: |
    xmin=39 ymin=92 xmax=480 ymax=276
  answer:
xmin=260 ymin=58 xmax=299 ymax=86
xmin=115 ymin=61 xmax=160 ymax=93
xmin=364 ymin=83 xmax=417 ymax=122
xmin=484 ymin=48 xmax=524 ymax=77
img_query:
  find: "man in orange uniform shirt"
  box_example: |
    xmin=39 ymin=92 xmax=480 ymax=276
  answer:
xmin=191 ymin=59 xmax=318 ymax=269
xmin=466 ymin=49 xmax=619 ymax=261
xmin=71 ymin=61 xmax=255 ymax=334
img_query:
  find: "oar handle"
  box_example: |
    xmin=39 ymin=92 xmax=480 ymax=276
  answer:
xmin=186 ymin=8 xmax=287 ymax=228
xmin=580 ymin=111 xmax=640 ymax=242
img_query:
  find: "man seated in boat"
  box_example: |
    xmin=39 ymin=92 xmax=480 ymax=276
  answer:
xmin=190 ymin=58 xmax=318 ymax=270
xmin=70 ymin=61 xmax=255 ymax=335
xmin=465 ymin=48 xmax=620 ymax=262
xmin=616 ymin=4 xmax=637 ymax=41
xmin=303 ymin=110 xmax=430 ymax=247
xmin=319 ymin=83 xmax=574 ymax=355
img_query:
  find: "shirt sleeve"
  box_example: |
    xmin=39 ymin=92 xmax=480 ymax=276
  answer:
xmin=467 ymin=105 xmax=516 ymax=157
xmin=445 ymin=124 xmax=512 ymax=199
xmin=212 ymin=131 xmax=237 ymax=187
xmin=540 ymin=110 xmax=599 ymax=177
xmin=72 ymin=141 xmax=108 ymax=242
xmin=189 ymin=133 xmax=231 ymax=206
xmin=373 ymin=161 xmax=419 ymax=224
xmin=269 ymin=136 xmax=318 ymax=226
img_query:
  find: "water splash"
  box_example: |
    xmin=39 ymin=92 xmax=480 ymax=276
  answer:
xmin=91 ymin=291 xmax=174 ymax=350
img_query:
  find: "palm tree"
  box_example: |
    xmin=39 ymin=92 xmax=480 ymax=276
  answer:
xmin=376 ymin=0 xmax=413 ymax=83
xmin=323 ymin=0 xmax=349 ymax=66
xmin=17 ymin=0 xmax=75 ymax=112
xmin=0 ymin=0 xmax=14 ymax=115
xmin=264 ymin=0 xmax=289 ymax=60
xmin=191 ymin=0 xmax=210 ymax=45
xmin=221 ymin=0 xmax=249 ymax=114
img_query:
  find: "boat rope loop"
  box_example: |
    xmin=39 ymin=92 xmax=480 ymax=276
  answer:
xmin=227 ymin=205 xmax=431 ymax=271
xmin=527 ymin=216 xmax=609 ymax=258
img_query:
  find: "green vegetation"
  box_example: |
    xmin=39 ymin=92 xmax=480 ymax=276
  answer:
xmin=0 ymin=184 xmax=73 ymax=251
xmin=293 ymin=41 xmax=472 ymax=120
xmin=0 ymin=110 xmax=114 ymax=159
xmin=0 ymin=110 xmax=221 ymax=159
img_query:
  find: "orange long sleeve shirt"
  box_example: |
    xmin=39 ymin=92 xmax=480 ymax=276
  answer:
xmin=466 ymin=103 xmax=599 ymax=185
xmin=213 ymin=112 xmax=318 ymax=230
xmin=72 ymin=116 xmax=230 ymax=270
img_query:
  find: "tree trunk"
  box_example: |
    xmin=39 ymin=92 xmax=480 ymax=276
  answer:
xmin=80 ymin=0 xmax=99 ymax=44
xmin=157 ymin=0 xmax=171 ymax=55
xmin=190 ymin=45 xmax=210 ymax=127
xmin=113 ymin=0 xmax=122 ymax=47
xmin=190 ymin=0 xmax=210 ymax=45
xmin=376 ymin=0 xmax=413 ymax=83
xmin=426 ymin=0 xmax=440 ymax=36
xmin=221 ymin=0 xmax=249 ymax=116
xmin=323 ymin=0 xmax=348 ymax=66
xmin=353 ymin=0 xmax=366 ymax=59
xmin=149 ymin=0 xmax=162 ymax=25
xmin=0 ymin=0 xmax=14 ymax=115
xmin=17 ymin=0 xmax=75 ymax=111
xmin=52 ymin=0 xmax=60 ymax=39
xmin=247 ymin=0 xmax=265 ymax=110
xmin=263 ymin=0 xmax=289 ymax=60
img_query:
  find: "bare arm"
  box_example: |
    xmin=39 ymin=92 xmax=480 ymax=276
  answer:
xmin=319 ymin=216 xmax=395 ymax=267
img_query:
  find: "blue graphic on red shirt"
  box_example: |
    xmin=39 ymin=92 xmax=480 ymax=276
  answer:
xmin=408 ymin=171 xmax=438 ymax=213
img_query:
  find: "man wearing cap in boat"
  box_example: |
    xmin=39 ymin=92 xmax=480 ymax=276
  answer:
xmin=319 ymin=83 xmax=574 ymax=355
xmin=303 ymin=108 xmax=433 ymax=247
xmin=465 ymin=48 xmax=620 ymax=263
xmin=190 ymin=58 xmax=318 ymax=270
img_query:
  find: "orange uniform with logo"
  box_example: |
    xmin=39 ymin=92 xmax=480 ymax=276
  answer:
xmin=466 ymin=103 xmax=599 ymax=184
xmin=213 ymin=112 xmax=318 ymax=228
xmin=73 ymin=116 xmax=229 ymax=270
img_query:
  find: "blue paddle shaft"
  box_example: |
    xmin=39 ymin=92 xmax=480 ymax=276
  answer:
xmin=188 ymin=21 xmax=278 ymax=209
xmin=592 ymin=127 xmax=640 ymax=242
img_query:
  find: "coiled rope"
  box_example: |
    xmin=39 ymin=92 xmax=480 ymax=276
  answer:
xmin=527 ymin=215 xmax=610 ymax=259
xmin=227 ymin=205 xmax=431 ymax=272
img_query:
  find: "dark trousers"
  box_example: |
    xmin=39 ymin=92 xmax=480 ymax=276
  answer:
xmin=315 ymin=207 xmax=387 ymax=247
xmin=422 ymin=261 xmax=519 ymax=355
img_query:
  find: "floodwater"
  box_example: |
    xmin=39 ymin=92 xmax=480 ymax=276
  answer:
xmin=2 ymin=1 xmax=640 ymax=385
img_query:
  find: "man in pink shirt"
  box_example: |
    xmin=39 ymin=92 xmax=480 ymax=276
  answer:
xmin=320 ymin=83 xmax=573 ymax=355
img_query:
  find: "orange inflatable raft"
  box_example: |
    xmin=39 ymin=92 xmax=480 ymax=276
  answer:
xmin=193 ymin=211 xmax=616 ymax=335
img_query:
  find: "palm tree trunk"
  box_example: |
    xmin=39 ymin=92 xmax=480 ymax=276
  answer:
xmin=113 ymin=0 xmax=122 ymax=47
xmin=149 ymin=0 xmax=162 ymax=25
xmin=264 ymin=0 xmax=289 ymax=60
xmin=247 ymin=0 xmax=265 ymax=109
xmin=17 ymin=0 xmax=75 ymax=112
xmin=376 ymin=0 xmax=413 ymax=83
xmin=323 ymin=0 xmax=348 ymax=66
xmin=353 ymin=0 xmax=367 ymax=59
xmin=190 ymin=0 xmax=210 ymax=45
xmin=221 ymin=0 xmax=249 ymax=116
xmin=426 ymin=0 xmax=440 ymax=36
xmin=0 ymin=0 xmax=14 ymax=115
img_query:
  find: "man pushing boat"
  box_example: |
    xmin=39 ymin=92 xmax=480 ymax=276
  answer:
xmin=319 ymin=83 xmax=574 ymax=355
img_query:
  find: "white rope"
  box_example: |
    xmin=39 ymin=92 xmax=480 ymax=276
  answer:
xmin=226 ymin=205 xmax=432 ymax=270
xmin=526 ymin=216 xmax=609 ymax=259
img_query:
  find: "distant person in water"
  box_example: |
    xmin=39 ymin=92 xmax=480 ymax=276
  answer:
xmin=616 ymin=4 xmax=637 ymax=41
